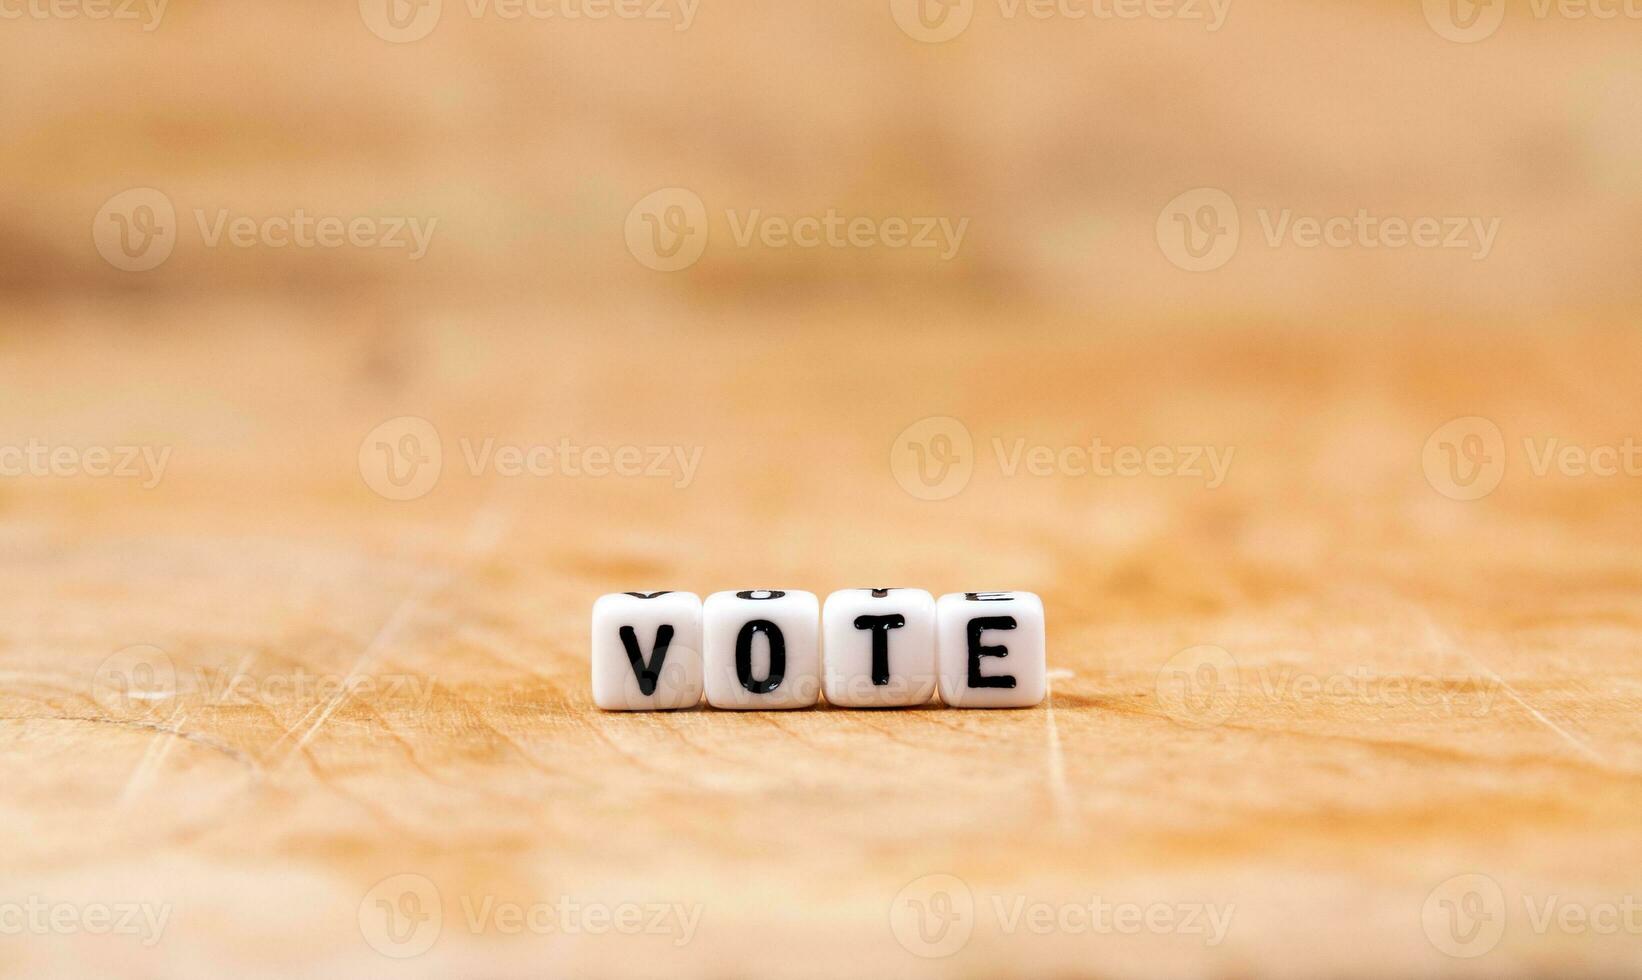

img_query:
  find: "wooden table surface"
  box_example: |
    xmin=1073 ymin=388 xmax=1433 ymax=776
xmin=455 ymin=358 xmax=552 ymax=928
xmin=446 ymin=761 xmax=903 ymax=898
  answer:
xmin=6 ymin=0 xmax=1642 ymax=974
xmin=2 ymin=310 xmax=1639 ymax=978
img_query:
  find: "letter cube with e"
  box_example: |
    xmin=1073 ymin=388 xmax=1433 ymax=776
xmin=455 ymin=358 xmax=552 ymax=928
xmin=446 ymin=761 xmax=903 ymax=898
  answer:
xmin=936 ymin=592 xmax=1046 ymax=708
xmin=704 ymin=590 xmax=820 ymax=710
xmin=822 ymin=589 xmax=936 ymax=707
xmin=591 ymin=592 xmax=703 ymax=710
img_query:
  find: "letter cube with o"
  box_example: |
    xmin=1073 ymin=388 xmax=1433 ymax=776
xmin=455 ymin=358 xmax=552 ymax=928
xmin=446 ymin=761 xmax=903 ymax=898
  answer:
xmin=704 ymin=590 xmax=820 ymax=710
xmin=591 ymin=592 xmax=703 ymax=710
xmin=822 ymin=589 xmax=936 ymax=707
xmin=936 ymin=592 xmax=1046 ymax=708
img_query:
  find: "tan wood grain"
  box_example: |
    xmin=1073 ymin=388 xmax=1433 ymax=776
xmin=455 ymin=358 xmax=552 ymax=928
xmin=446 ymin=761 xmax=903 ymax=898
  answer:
xmin=1 ymin=310 xmax=1639 ymax=978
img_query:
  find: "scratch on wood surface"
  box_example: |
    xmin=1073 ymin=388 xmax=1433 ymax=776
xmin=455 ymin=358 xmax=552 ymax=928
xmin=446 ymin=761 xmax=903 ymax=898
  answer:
xmin=49 ymin=714 xmax=263 ymax=775
xmin=1419 ymin=616 xmax=1609 ymax=768
xmin=1044 ymin=673 xmax=1074 ymax=833
xmin=114 ymin=708 xmax=186 ymax=812
xmin=273 ymin=578 xmax=438 ymax=765
xmin=272 ymin=502 xmax=513 ymax=768
xmin=115 ymin=647 xmax=268 ymax=811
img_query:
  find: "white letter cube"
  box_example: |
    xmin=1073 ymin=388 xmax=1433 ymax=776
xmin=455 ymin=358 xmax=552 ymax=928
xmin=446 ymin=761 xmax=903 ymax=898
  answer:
xmin=704 ymin=590 xmax=820 ymax=710
xmin=936 ymin=592 xmax=1046 ymax=708
xmin=591 ymin=592 xmax=703 ymax=711
xmin=823 ymin=589 xmax=936 ymax=707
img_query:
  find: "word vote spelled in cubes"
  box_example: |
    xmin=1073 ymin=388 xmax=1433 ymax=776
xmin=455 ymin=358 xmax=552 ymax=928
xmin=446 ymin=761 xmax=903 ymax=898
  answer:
xmin=591 ymin=590 xmax=1046 ymax=710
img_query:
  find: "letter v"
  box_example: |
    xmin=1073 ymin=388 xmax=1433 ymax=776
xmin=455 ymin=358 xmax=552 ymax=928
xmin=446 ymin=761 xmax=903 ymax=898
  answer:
xmin=620 ymin=625 xmax=673 ymax=696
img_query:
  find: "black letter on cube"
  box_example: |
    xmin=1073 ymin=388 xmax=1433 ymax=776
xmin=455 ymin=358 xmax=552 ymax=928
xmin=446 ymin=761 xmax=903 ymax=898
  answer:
xmin=736 ymin=619 xmax=786 ymax=694
xmin=853 ymin=614 xmax=907 ymax=686
xmin=619 ymin=624 xmax=674 ymax=697
xmin=967 ymin=616 xmax=1018 ymax=689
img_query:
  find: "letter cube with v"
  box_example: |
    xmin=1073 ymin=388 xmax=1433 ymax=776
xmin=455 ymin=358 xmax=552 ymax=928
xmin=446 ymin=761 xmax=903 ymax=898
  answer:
xmin=704 ymin=590 xmax=821 ymax=710
xmin=936 ymin=592 xmax=1046 ymax=708
xmin=591 ymin=592 xmax=703 ymax=710
xmin=823 ymin=589 xmax=936 ymax=707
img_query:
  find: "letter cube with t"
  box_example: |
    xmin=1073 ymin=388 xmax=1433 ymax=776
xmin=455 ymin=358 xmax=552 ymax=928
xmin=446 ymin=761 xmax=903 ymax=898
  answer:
xmin=704 ymin=590 xmax=820 ymax=709
xmin=591 ymin=592 xmax=703 ymax=710
xmin=822 ymin=589 xmax=936 ymax=707
xmin=936 ymin=592 xmax=1046 ymax=708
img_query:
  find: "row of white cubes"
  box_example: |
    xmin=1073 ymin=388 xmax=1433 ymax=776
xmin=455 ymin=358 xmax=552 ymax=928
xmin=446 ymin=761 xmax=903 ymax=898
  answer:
xmin=592 ymin=589 xmax=1045 ymax=710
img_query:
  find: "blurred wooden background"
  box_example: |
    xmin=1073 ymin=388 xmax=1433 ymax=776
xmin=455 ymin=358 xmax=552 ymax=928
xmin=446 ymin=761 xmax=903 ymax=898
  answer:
xmin=2 ymin=0 xmax=1641 ymax=976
